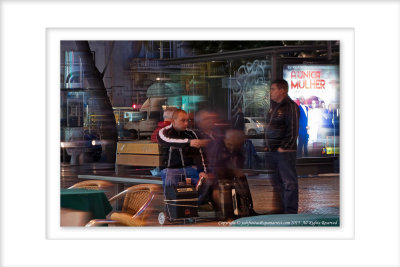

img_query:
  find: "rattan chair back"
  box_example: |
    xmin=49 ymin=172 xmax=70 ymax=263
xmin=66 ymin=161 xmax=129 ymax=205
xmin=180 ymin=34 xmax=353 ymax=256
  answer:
xmin=68 ymin=180 xmax=113 ymax=190
xmin=121 ymin=184 xmax=162 ymax=215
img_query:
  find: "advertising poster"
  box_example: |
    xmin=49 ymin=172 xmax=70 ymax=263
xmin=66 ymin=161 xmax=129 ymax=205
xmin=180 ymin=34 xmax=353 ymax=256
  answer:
xmin=283 ymin=64 xmax=340 ymax=107
xmin=284 ymin=65 xmax=340 ymax=148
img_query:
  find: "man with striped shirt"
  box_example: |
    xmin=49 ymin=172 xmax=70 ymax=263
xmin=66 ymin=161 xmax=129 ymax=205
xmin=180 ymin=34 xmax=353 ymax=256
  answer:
xmin=265 ymin=79 xmax=300 ymax=214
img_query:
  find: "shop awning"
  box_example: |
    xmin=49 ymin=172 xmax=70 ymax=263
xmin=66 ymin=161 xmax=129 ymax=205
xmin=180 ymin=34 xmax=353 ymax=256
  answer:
xmin=146 ymin=82 xmax=183 ymax=97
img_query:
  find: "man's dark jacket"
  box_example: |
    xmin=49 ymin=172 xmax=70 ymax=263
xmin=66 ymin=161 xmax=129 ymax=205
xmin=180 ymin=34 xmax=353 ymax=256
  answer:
xmin=157 ymin=124 xmax=205 ymax=172
xmin=265 ymin=96 xmax=300 ymax=151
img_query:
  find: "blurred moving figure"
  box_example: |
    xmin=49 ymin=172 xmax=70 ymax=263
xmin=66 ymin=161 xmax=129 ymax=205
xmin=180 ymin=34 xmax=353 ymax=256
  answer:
xmin=308 ymin=100 xmax=321 ymax=142
xmin=207 ymin=129 xmax=245 ymax=178
xmin=207 ymin=129 xmax=256 ymax=218
xmin=297 ymin=96 xmax=309 ymax=157
xmin=244 ymin=138 xmax=260 ymax=169
xmin=193 ymin=110 xmax=224 ymax=208
xmin=194 ymin=109 xmax=224 ymax=141
xmin=187 ymin=111 xmax=195 ymax=129
xmin=319 ymin=101 xmax=329 ymax=141
xmin=193 ymin=110 xmax=220 ymax=173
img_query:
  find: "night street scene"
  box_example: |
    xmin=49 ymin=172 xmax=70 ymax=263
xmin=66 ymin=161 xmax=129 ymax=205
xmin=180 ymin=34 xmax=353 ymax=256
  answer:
xmin=60 ymin=40 xmax=340 ymax=227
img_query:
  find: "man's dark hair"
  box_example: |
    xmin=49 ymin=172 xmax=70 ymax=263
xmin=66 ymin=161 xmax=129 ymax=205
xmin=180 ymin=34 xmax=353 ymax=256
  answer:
xmin=271 ymin=79 xmax=289 ymax=91
xmin=172 ymin=109 xmax=187 ymax=120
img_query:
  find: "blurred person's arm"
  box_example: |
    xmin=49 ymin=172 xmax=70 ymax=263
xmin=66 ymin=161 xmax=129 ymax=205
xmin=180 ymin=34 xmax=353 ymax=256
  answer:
xmin=189 ymin=139 xmax=209 ymax=148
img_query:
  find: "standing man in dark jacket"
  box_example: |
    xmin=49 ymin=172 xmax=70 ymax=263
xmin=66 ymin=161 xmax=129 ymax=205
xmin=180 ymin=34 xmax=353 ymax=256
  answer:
xmin=265 ymin=79 xmax=300 ymax=214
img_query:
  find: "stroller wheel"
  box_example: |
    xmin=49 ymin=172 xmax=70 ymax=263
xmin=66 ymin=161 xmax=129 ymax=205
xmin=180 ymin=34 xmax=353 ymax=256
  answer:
xmin=158 ymin=212 xmax=167 ymax=225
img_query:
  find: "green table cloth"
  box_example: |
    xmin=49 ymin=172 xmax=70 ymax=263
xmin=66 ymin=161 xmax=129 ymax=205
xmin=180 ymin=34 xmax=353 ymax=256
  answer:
xmin=61 ymin=188 xmax=112 ymax=219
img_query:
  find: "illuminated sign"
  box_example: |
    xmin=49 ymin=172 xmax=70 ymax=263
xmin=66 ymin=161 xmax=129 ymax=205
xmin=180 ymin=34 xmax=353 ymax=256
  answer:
xmin=283 ymin=65 xmax=339 ymax=106
xmin=283 ymin=65 xmax=340 ymax=144
xmin=290 ymin=70 xmax=325 ymax=89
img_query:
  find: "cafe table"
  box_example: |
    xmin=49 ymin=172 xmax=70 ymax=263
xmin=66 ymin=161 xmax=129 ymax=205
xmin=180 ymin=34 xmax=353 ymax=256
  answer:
xmin=60 ymin=188 xmax=112 ymax=226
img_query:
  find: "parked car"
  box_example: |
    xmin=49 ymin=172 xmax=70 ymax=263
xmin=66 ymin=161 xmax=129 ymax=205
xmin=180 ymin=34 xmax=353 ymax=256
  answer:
xmin=61 ymin=129 xmax=102 ymax=164
xmin=244 ymin=117 xmax=265 ymax=135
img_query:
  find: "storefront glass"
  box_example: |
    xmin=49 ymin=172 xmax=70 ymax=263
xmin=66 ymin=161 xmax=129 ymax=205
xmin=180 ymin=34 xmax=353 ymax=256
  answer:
xmin=60 ymin=41 xmax=340 ymax=169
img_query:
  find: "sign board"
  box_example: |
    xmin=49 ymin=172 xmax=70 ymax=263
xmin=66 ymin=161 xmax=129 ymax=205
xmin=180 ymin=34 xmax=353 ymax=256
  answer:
xmin=283 ymin=65 xmax=339 ymax=107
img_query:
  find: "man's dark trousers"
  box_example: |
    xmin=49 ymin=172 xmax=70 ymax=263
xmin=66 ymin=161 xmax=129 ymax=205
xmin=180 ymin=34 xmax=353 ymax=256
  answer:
xmin=268 ymin=151 xmax=299 ymax=214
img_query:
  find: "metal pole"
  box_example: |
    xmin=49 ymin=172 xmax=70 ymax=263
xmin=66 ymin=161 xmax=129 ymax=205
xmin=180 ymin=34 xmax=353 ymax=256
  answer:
xmin=271 ymin=53 xmax=278 ymax=80
xmin=160 ymin=41 xmax=163 ymax=59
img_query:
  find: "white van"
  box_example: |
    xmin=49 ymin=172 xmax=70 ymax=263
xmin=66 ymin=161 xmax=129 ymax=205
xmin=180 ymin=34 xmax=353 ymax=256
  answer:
xmin=124 ymin=97 xmax=165 ymax=139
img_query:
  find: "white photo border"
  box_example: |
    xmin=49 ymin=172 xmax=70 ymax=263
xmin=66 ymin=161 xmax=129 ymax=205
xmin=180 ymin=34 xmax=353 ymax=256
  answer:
xmin=47 ymin=27 xmax=353 ymax=240
xmin=1 ymin=1 xmax=399 ymax=266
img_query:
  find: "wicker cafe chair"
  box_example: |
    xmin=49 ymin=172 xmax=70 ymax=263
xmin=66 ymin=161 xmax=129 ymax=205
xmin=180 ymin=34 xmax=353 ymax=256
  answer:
xmin=85 ymin=184 xmax=163 ymax=227
xmin=68 ymin=180 xmax=113 ymax=191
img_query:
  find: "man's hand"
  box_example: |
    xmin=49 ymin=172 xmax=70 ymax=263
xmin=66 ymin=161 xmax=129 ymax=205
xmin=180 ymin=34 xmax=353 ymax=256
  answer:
xmin=278 ymin=147 xmax=296 ymax=152
xmin=199 ymin=139 xmax=211 ymax=147
xmin=190 ymin=139 xmax=201 ymax=148
xmin=198 ymin=172 xmax=208 ymax=179
xmin=264 ymin=146 xmax=269 ymax=151
xmin=190 ymin=139 xmax=210 ymax=148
